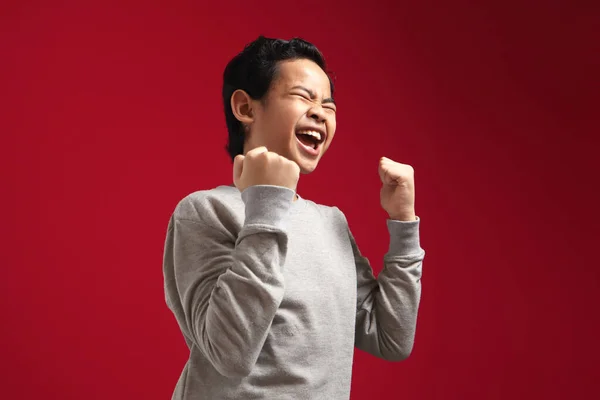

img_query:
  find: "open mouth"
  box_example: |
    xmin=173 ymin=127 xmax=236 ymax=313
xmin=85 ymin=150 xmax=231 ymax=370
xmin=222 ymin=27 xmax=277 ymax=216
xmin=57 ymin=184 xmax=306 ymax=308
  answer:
xmin=295 ymin=130 xmax=325 ymax=150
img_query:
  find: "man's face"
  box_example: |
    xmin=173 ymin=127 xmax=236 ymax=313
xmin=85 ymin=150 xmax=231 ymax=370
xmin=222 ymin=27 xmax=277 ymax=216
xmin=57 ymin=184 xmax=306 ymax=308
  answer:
xmin=245 ymin=58 xmax=337 ymax=174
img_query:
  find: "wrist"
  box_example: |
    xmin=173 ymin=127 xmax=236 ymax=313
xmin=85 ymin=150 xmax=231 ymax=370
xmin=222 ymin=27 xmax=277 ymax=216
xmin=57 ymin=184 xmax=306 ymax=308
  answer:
xmin=388 ymin=211 xmax=417 ymax=221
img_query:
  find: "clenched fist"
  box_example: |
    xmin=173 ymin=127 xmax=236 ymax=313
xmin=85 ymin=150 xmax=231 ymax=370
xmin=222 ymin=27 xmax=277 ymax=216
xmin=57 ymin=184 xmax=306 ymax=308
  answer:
xmin=379 ymin=157 xmax=417 ymax=221
xmin=233 ymin=147 xmax=300 ymax=193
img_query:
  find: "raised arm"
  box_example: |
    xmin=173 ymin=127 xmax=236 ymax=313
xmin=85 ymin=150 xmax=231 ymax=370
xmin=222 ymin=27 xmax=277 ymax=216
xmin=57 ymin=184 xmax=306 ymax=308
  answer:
xmin=163 ymin=185 xmax=295 ymax=378
xmin=351 ymin=217 xmax=424 ymax=361
xmin=163 ymin=147 xmax=301 ymax=378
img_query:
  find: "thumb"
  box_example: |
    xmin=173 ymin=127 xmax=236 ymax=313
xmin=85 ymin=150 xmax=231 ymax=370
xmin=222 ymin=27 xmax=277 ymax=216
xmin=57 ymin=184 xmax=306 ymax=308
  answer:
xmin=378 ymin=160 xmax=396 ymax=185
xmin=378 ymin=159 xmax=389 ymax=184
xmin=233 ymin=154 xmax=245 ymax=188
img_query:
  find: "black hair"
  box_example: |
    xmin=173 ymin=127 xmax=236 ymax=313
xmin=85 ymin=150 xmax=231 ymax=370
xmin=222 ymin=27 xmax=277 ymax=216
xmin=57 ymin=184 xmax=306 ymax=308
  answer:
xmin=222 ymin=36 xmax=334 ymax=161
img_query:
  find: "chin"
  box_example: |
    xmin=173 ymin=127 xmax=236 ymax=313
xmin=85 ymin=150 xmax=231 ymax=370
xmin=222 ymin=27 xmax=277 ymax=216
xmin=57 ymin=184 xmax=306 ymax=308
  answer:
xmin=295 ymin=157 xmax=320 ymax=175
xmin=287 ymin=147 xmax=324 ymax=174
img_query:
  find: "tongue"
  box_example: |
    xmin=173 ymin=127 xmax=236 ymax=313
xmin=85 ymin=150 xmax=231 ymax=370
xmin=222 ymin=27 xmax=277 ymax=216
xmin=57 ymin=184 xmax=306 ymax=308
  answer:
xmin=296 ymin=134 xmax=315 ymax=149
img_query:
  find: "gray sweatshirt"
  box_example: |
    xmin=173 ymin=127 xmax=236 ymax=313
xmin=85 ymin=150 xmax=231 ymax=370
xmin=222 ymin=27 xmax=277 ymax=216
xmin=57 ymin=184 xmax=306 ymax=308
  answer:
xmin=162 ymin=184 xmax=424 ymax=399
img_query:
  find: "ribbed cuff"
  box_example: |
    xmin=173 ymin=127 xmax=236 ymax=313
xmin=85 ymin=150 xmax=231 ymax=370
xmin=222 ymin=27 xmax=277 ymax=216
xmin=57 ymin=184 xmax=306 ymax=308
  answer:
xmin=241 ymin=185 xmax=295 ymax=229
xmin=387 ymin=217 xmax=422 ymax=256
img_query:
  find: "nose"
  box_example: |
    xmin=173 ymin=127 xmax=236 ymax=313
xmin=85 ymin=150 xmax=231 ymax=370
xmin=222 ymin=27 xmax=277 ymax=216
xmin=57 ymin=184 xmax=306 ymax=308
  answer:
xmin=308 ymin=106 xmax=327 ymax=123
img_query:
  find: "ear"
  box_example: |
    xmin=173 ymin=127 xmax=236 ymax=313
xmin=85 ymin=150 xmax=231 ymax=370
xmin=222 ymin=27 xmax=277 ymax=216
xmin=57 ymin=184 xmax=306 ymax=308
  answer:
xmin=230 ymin=89 xmax=255 ymax=125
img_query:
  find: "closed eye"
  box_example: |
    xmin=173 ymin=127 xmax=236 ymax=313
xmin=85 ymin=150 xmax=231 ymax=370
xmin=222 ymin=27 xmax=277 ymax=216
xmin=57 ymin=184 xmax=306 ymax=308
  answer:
xmin=292 ymin=93 xmax=336 ymax=112
xmin=293 ymin=93 xmax=311 ymax=101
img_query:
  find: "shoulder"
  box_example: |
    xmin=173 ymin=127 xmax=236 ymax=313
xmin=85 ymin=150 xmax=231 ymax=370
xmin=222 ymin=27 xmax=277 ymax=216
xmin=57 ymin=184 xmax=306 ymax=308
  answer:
xmin=171 ymin=185 xmax=244 ymax=232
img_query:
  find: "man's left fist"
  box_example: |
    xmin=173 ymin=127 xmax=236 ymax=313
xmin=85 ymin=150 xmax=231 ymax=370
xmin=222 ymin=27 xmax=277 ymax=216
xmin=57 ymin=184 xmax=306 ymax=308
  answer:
xmin=379 ymin=157 xmax=417 ymax=221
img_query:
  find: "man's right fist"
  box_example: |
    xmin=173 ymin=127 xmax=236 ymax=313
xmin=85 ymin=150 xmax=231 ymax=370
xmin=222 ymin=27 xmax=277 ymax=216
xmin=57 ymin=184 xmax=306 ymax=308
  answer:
xmin=233 ymin=147 xmax=300 ymax=193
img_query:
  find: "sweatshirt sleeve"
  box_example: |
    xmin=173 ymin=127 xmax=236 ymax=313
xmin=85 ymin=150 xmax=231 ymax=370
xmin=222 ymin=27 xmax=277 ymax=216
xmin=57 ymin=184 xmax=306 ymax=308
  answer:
xmin=351 ymin=217 xmax=425 ymax=361
xmin=162 ymin=185 xmax=295 ymax=378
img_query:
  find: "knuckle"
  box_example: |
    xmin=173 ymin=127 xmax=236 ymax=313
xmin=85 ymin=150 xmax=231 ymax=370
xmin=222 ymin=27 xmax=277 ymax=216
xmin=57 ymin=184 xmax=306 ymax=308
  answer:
xmin=265 ymin=153 xmax=277 ymax=163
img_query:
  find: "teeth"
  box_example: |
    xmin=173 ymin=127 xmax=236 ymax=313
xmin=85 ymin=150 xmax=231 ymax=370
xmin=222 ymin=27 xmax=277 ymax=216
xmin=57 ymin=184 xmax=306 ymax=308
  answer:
xmin=297 ymin=130 xmax=322 ymax=141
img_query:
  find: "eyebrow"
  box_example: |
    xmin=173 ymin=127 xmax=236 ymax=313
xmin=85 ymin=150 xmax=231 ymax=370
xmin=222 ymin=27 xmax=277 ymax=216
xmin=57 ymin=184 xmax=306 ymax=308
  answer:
xmin=291 ymin=85 xmax=336 ymax=105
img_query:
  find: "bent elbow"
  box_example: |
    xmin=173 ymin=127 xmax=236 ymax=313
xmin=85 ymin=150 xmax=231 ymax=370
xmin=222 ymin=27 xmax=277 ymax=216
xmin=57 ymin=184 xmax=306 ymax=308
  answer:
xmin=385 ymin=345 xmax=413 ymax=362
xmin=196 ymin=321 xmax=257 ymax=379
xmin=380 ymin=335 xmax=414 ymax=362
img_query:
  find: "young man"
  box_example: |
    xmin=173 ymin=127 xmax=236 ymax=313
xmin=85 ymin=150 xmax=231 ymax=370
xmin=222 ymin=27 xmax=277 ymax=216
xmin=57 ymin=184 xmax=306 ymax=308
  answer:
xmin=162 ymin=36 xmax=425 ymax=399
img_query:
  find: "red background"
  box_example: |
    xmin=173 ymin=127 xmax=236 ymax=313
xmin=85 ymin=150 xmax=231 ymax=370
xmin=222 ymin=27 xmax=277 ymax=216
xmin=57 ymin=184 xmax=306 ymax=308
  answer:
xmin=1 ymin=1 xmax=598 ymax=399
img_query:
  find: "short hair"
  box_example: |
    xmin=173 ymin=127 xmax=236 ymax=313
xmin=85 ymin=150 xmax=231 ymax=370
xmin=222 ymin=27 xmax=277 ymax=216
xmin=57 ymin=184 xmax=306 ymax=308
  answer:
xmin=222 ymin=36 xmax=334 ymax=161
